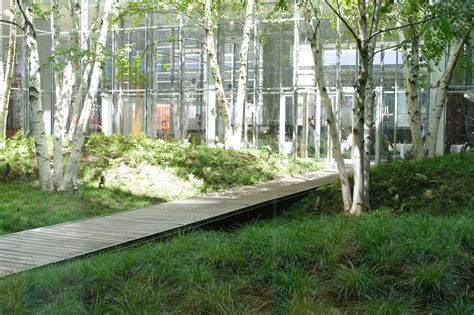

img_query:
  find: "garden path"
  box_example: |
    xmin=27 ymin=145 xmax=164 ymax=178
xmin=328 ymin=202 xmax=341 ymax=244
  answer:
xmin=0 ymin=167 xmax=340 ymax=277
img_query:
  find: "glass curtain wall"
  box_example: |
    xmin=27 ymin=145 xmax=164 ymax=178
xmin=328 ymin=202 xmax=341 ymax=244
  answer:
xmin=2 ymin=1 xmax=473 ymax=159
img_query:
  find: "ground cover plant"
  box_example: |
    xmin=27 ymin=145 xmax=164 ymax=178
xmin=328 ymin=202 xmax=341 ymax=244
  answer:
xmin=0 ymin=152 xmax=472 ymax=313
xmin=0 ymin=132 xmax=320 ymax=235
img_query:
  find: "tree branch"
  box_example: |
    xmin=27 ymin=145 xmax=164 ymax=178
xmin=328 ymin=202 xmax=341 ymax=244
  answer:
xmin=15 ymin=0 xmax=31 ymax=30
xmin=368 ymin=0 xmax=381 ymax=40
xmin=323 ymin=0 xmax=362 ymax=51
xmin=368 ymin=40 xmax=407 ymax=61
xmin=0 ymin=19 xmax=24 ymax=31
xmin=369 ymin=11 xmax=451 ymax=41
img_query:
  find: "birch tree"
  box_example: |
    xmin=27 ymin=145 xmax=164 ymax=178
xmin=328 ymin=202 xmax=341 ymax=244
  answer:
xmin=0 ymin=0 xmax=18 ymax=140
xmin=424 ymin=0 xmax=472 ymax=157
xmin=321 ymin=0 xmax=420 ymax=212
xmin=60 ymin=0 xmax=115 ymax=190
xmin=323 ymin=0 xmax=379 ymax=213
xmin=67 ymin=0 xmax=99 ymax=139
xmin=302 ymin=0 xmax=352 ymax=212
xmin=51 ymin=0 xmax=70 ymax=188
xmin=120 ymin=0 xmax=256 ymax=149
xmin=363 ymin=0 xmax=382 ymax=209
xmin=398 ymin=2 xmax=424 ymax=160
xmin=17 ymin=0 xmax=54 ymax=190
xmin=227 ymin=0 xmax=254 ymax=149
xmin=203 ymin=0 xmax=234 ymax=148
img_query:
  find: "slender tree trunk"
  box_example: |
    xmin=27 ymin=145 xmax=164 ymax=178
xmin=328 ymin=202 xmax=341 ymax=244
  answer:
xmin=227 ymin=0 xmax=254 ymax=149
xmin=363 ymin=1 xmax=380 ymax=209
xmin=60 ymin=0 xmax=114 ymax=190
xmin=178 ymin=15 xmax=186 ymax=139
xmin=0 ymin=0 xmax=18 ymax=139
xmin=53 ymin=64 xmax=76 ymax=188
xmin=304 ymin=2 xmax=352 ymax=212
xmin=363 ymin=47 xmax=375 ymax=210
xmin=67 ymin=64 xmax=92 ymax=140
xmin=350 ymin=0 xmax=369 ymax=214
xmin=204 ymin=0 xmax=232 ymax=146
xmin=63 ymin=0 xmax=81 ymax=138
xmin=52 ymin=0 xmax=66 ymax=188
xmin=425 ymin=37 xmax=467 ymax=157
xmin=67 ymin=0 xmax=100 ymax=139
xmin=20 ymin=3 xmax=53 ymax=190
xmin=400 ymin=26 xmax=424 ymax=160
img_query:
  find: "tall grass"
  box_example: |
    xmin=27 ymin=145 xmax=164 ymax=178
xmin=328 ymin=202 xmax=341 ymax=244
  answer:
xmin=0 ymin=148 xmax=472 ymax=313
xmin=1 ymin=192 xmax=472 ymax=313
xmin=0 ymin=133 xmax=320 ymax=235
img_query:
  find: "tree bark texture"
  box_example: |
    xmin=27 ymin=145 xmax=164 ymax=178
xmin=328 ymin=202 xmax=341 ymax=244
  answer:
xmin=227 ymin=0 xmax=254 ymax=149
xmin=351 ymin=0 xmax=369 ymax=214
xmin=425 ymin=37 xmax=467 ymax=157
xmin=67 ymin=0 xmax=100 ymax=139
xmin=304 ymin=2 xmax=352 ymax=212
xmin=400 ymin=26 xmax=424 ymax=160
xmin=204 ymin=0 xmax=232 ymax=146
xmin=52 ymin=0 xmax=66 ymax=188
xmin=63 ymin=0 xmax=81 ymax=137
xmin=21 ymin=3 xmax=54 ymax=190
xmin=178 ymin=16 xmax=186 ymax=139
xmin=363 ymin=0 xmax=380 ymax=210
xmin=60 ymin=0 xmax=114 ymax=190
xmin=0 ymin=0 xmax=18 ymax=139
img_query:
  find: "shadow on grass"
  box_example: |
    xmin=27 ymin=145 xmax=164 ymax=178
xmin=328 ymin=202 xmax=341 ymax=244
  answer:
xmin=0 ymin=179 xmax=165 ymax=236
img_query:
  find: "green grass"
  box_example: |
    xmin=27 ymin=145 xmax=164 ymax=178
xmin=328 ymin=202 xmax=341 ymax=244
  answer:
xmin=317 ymin=149 xmax=474 ymax=213
xmin=0 ymin=197 xmax=472 ymax=313
xmin=0 ymin=181 xmax=162 ymax=236
xmin=0 ymin=133 xmax=320 ymax=235
xmin=0 ymin=152 xmax=473 ymax=313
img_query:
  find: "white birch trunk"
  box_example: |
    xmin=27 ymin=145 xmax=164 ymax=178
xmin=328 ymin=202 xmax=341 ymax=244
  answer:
xmin=400 ymin=26 xmax=424 ymax=160
xmin=51 ymin=0 xmax=66 ymax=188
xmin=363 ymin=0 xmax=380 ymax=209
xmin=67 ymin=0 xmax=100 ymax=139
xmin=63 ymin=0 xmax=81 ymax=138
xmin=363 ymin=45 xmax=376 ymax=210
xmin=178 ymin=16 xmax=186 ymax=139
xmin=304 ymin=2 xmax=352 ymax=212
xmin=351 ymin=0 xmax=369 ymax=214
xmin=0 ymin=1 xmax=18 ymax=139
xmin=22 ymin=4 xmax=53 ymax=190
xmin=53 ymin=64 xmax=75 ymax=189
xmin=67 ymin=63 xmax=93 ymax=140
xmin=226 ymin=0 xmax=254 ymax=149
xmin=204 ymin=0 xmax=232 ymax=146
xmin=425 ymin=37 xmax=467 ymax=158
xmin=60 ymin=0 xmax=114 ymax=190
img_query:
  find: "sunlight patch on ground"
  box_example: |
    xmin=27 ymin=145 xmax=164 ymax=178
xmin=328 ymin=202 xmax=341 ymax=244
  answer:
xmin=104 ymin=163 xmax=204 ymax=200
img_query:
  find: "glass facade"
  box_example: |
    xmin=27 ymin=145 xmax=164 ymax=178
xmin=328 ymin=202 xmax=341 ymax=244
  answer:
xmin=1 ymin=1 xmax=473 ymax=159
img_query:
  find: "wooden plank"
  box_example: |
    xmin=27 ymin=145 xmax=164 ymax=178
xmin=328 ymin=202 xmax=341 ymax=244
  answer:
xmin=0 ymin=258 xmax=38 ymax=268
xmin=0 ymin=168 xmax=341 ymax=278
xmin=45 ymin=226 xmax=143 ymax=239
xmin=0 ymin=241 xmax=83 ymax=257
xmin=24 ymin=228 xmax=129 ymax=243
xmin=0 ymin=235 xmax=105 ymax=252
xmin=11 ymin=233 xmax=112 ymax=247
xmin=0 ymin=250 xmax=57 ymax=262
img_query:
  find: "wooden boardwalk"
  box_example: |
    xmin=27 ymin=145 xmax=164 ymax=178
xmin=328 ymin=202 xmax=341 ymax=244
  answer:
xmin=0 ymin=168 xmax=340 ymax=277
